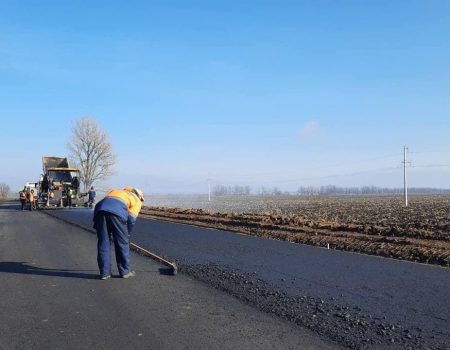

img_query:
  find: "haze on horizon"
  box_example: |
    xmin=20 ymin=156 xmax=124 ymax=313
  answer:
xmin=1 ymin=1 xmax=449 ymax=194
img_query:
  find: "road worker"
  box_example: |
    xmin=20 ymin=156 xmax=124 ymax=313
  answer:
xmin=28 ymin=189 xmax=35 ymax=211
xmin=19 ymin=187 xmax=27 ymax=211
xmin=93 ymin=187 xmax=144 ymax=280
xmin=67 ymin=187 xmax=73 ymax=208
xmin=88 ymin=186 xmax=96 ymax=208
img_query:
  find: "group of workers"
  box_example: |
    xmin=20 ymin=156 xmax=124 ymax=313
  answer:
xmin=19 ymin=183 xmax=144 ymax=280
xmin=19 ymin=186 xmax=97 ymax=210
xmin=19 ymin=188 xmax=36 ymax=211
xmin=66 ymin=186 xmax=96 ymax=208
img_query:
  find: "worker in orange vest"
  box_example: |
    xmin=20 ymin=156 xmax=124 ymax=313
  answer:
xmin=93 ymin=187 xmax=144 ymax=280
xmin=19 ymin=188 xmax=27 ymax=211
xmin=28 ymin=189 xmax=36 ymax=211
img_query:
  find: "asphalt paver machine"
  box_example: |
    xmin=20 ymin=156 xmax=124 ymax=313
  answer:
xmin=37 ymin=156 xmax=83 ymax=208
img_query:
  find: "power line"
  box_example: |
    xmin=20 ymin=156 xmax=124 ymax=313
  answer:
xmin=136 ymin=148 xmax=449 ymax=189
xmin=207 ymin=153 xmax=402 ymax=180
xmin=303 ymin=154 xmax=400 ymax=170
xmin=212 ymin=166 xmax=402 ymax=185
xmin=410 ymin=164 xmax=450 ymax=168
xmin=409 ymin=150 xmax=450 ymax=155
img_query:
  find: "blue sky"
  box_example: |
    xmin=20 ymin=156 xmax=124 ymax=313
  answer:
xmin=1 ymin=1 xmax=449 ymax=193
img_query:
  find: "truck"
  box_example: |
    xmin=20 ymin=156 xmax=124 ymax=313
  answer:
xmin=36 ymin=156 xmax=84 ymax=208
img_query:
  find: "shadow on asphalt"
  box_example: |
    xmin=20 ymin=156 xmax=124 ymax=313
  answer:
xmin=0 ymin=261 xmax=99 ymax=280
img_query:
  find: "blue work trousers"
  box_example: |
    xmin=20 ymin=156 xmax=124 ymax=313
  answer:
xmin=94 ymin=211 xmax=131 ymax=276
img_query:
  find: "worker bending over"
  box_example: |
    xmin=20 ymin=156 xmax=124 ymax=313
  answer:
xmin=93 ymin=187 xmax=144 ymax=280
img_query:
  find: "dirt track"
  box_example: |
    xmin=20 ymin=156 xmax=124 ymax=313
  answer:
xmin=141 ymin=196 xmax=450 ymax=267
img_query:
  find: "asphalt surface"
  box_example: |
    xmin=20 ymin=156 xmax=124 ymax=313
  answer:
xmin=45 ymin=207 xmax=450 ymax=349
xmin=0 ymin=203 xmax=340 ymax=350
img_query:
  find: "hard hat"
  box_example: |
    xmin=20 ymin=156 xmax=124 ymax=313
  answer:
xmin=132 ymin=188 xmax=144 ymax=202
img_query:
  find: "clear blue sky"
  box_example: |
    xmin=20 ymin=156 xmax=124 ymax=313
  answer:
xmin=1 ymin=0 xmax=449 ymax=193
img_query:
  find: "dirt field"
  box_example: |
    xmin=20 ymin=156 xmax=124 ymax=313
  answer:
xmin=145 ymin=195 xmax=450 ymax=267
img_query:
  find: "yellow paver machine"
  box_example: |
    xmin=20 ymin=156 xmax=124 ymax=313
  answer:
xmin=37 ymin=156 xmax=85 ymax=208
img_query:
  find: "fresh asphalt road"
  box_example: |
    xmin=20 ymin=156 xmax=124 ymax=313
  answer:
xmin=47 ymin=207 xmax=450 ymax=348
xmin=0 ymin=203 xmax=340 ymax=350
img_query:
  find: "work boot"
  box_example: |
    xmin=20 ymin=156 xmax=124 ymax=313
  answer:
xmin=121 ymin=271 xmax=136 ymax=279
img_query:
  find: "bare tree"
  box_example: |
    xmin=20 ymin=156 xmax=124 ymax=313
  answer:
xmin=67 ymin=117 xmax=116 ymax=192
xmin=213 ymin=184 xmax=253 ymax=196
xmin=0 ymin=183 xmax=10 ymax=199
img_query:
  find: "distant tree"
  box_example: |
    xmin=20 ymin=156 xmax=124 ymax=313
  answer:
xmin=212 ymin=184 xmax=252 ymax=196
xmin=257 ymin=186 xmax=267 ymax=196
xmin=0 ymin=183 xmax=10 ymax=198
xmin=213 ymin=185 xmax=227 ymax=196
xmin=272 ymin=187 xmax=283 ymax=196
xmin=67 ymin=117 xmax=116 ymax=192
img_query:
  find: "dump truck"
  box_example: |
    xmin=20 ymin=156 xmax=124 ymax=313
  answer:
xmin=36 ymin=156 xmax=84 ymax=208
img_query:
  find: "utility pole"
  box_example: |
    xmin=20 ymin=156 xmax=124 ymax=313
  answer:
xmin=402 ymin=146 xmax=408 ymax=207
xmin=207 ymin=178 xmax=211 ymax=201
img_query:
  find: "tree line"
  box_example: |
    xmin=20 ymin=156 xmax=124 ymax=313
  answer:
xmin=213 ymin=185 xmax=252 ymax=196
xmin=212 ymin=184 xmax=450 ymax=196
xmin=296 ymin=185 xmax=450 ymax=195
xmin=0 ymin=183 xmax=11 ymax=199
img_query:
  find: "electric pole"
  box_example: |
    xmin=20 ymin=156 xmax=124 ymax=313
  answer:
xmin=207 ymin=178 xmax=211 ymax=201
xmin=402 ymin=146 xmax=408 ymax=207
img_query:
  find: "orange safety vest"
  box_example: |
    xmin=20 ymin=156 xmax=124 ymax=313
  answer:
xmin=105 ymin=189 xmax=142 ymax=219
